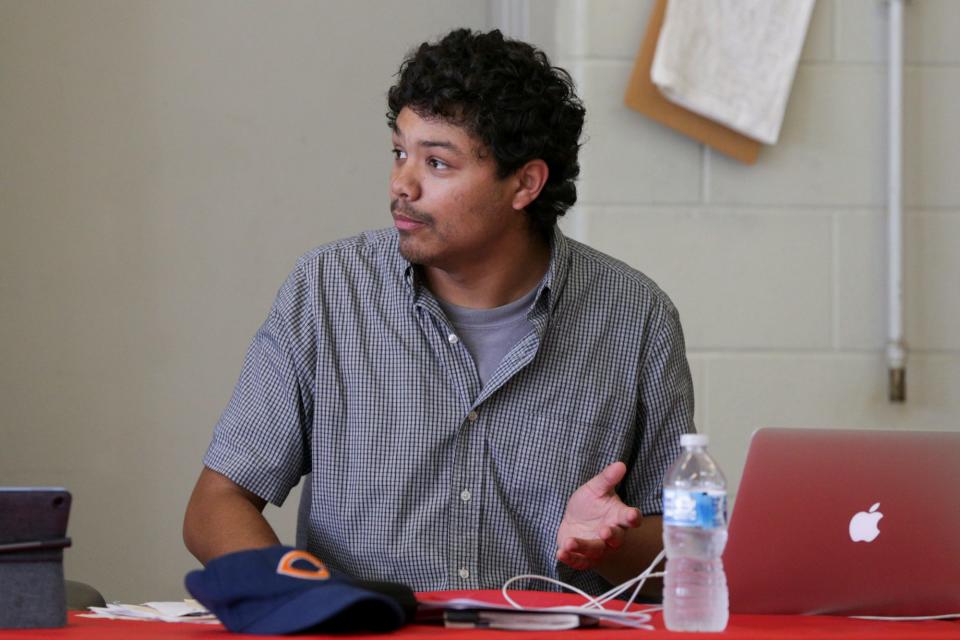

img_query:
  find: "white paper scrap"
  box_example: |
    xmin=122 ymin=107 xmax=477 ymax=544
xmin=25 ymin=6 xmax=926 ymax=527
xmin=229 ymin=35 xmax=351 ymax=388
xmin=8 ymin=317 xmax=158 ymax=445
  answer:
xmin=79 ymin=600 xmax=218 ymax=624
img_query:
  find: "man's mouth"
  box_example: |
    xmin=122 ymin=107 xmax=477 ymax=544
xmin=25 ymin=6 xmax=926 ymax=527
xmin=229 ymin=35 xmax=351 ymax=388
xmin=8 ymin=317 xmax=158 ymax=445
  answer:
xmin=393 ymin=213 xmax=426 ymax=232
xmin=391 ymin=201 xmax=431 ymax=231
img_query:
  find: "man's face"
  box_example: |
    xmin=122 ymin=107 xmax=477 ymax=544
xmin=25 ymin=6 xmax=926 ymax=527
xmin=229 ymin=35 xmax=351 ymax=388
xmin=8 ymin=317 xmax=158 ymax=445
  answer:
xmin=389 ymin=107 xmax=520 ymax=270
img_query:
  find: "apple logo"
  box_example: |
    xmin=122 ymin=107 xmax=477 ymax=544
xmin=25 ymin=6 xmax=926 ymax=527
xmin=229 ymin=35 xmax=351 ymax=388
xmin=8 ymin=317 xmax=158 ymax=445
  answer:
xmin=848 ymin=502 xmax=884 ymax=542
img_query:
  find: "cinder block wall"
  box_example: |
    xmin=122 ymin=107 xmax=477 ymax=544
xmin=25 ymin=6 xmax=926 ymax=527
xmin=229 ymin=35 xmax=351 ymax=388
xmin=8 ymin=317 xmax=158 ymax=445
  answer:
xmin=554 ymin=0 xmax=960 ymax=495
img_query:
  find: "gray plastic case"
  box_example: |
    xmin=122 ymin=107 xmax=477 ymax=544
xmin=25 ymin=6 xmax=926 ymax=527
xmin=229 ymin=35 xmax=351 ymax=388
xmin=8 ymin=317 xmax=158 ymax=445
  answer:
xmin=0 ymin=487 xmax=72 ymax=629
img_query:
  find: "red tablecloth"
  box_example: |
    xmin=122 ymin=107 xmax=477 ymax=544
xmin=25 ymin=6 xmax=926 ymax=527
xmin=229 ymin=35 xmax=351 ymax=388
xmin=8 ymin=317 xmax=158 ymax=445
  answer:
xmin=1 ymin=591 xmax=957 ymax=639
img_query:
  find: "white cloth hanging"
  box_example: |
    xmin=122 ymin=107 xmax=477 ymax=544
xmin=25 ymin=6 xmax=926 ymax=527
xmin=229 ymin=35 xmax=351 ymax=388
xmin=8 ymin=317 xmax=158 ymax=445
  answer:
xmin=650 ymin=0 xmax=815 ymax=145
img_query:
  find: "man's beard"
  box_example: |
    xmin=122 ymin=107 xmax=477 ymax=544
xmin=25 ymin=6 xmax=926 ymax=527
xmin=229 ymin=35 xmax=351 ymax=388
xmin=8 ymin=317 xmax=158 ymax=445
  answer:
xmin=391 ymin=199 xmax=436 ymax=264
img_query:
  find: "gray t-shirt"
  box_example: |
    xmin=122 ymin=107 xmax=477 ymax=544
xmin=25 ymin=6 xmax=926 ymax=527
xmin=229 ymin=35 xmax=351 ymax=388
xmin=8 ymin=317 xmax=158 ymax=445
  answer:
xmin=437 ymin=283 xmax=540 ymax=388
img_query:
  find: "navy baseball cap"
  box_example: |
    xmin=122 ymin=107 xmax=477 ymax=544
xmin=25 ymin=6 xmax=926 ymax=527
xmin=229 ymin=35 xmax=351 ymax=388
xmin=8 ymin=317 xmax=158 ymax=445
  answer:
xmin=185 ymin=546 xmax=407 ymax=635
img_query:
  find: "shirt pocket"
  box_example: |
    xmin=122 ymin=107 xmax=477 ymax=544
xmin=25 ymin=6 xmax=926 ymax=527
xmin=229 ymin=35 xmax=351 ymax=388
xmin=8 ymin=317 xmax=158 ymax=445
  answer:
xmin=495 ymin=412 xmax=621 ymax=523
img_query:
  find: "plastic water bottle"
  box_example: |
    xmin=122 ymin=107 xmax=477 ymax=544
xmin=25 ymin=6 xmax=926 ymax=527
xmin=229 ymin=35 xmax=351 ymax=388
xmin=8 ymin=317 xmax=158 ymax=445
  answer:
xmin=662 ymin=433 xmax=729 ymax=632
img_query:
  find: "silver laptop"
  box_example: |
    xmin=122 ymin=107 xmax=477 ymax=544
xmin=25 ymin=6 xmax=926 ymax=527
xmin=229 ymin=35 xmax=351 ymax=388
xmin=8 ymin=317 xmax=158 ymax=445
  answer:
xmin=723 ymin=427 xmax=960 ymax=616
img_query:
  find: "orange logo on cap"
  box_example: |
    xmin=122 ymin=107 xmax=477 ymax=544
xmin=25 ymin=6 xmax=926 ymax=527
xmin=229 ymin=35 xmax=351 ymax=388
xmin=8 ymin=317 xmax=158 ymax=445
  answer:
xmin=276 ymin=550 xmax=331 ymax=580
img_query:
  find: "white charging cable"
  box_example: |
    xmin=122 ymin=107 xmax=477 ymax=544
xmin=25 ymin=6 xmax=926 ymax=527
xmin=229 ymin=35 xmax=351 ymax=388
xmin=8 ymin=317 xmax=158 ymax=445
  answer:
xmin=500 ymin=549 xmax=666 ymax=629
xmin=851 ymin=613 xmax=960 ymax=621
xmin=502 ymin=549 xmax=960 ymax=626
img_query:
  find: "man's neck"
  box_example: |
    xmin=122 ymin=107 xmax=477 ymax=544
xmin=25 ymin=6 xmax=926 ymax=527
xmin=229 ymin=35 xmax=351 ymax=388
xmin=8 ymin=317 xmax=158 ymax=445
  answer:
xmin=421 ymin=232 xmax=551 ymax=309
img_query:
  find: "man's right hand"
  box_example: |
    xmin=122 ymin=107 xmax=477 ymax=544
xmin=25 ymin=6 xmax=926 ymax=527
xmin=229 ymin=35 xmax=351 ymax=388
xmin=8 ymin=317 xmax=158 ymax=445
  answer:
xmin=183 ymin=467 xmax=281 ymax=565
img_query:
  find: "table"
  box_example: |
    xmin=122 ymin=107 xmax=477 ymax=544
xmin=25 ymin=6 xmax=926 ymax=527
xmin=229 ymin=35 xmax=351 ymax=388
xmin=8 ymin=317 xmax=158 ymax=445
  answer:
xmin=1 ymin=591 xmax=957 ymax=639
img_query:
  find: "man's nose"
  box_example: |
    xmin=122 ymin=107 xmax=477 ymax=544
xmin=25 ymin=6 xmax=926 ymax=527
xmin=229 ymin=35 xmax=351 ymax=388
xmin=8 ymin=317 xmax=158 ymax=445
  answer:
xmin=390 ymin=163 xmax=420 ymax=201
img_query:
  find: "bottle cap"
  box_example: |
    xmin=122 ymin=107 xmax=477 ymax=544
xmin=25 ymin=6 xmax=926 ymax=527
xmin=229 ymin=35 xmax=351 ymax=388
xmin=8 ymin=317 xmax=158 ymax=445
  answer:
xmin=680 ymin=433 xmax=708 ymax=448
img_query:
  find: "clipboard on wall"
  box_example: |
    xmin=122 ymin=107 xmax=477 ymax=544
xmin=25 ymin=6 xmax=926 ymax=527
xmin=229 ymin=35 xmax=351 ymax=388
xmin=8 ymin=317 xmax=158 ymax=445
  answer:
xmin=624 ymin=0 xmax=762 ymax=165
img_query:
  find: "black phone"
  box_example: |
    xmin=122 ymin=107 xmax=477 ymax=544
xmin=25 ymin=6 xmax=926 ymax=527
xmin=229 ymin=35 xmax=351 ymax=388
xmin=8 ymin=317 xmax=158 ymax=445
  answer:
xmin=0 ymin=487 xmax=72 ymax=552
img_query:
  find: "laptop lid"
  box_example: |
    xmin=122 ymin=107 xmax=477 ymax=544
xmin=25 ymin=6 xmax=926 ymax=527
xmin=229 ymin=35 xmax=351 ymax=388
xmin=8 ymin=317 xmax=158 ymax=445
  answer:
xmin=724 ymin=428 xmax=960 ymax=617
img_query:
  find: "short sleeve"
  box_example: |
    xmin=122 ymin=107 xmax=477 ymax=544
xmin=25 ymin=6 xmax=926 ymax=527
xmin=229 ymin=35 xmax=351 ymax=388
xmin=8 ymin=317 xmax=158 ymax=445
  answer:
xmin=203 ymin=260 xmax=317 ymax=506
xmin=624 ymin=299 xmax=695 ymax=515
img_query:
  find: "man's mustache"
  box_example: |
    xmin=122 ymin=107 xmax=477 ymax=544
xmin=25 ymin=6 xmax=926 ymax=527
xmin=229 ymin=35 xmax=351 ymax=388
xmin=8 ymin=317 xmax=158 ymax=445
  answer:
xmin=391 ymin=200 xmax=433 ymax=225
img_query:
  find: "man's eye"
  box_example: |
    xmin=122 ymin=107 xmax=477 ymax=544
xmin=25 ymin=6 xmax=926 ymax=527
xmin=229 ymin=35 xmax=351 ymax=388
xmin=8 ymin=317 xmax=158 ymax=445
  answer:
xmin=428 ymin=158 xmax=449 ymax=170
xmin=392 ymin=148 xmax=407 ymax=160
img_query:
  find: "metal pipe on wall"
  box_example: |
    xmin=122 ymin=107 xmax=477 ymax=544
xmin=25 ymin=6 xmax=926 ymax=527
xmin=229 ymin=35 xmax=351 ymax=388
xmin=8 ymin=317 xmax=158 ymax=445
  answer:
xmin=886 ymin=0 xmax=906 ymax=402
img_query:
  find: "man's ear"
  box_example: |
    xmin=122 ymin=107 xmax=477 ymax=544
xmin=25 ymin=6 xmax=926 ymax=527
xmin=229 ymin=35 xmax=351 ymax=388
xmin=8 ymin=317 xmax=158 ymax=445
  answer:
xmin=511 ymin=159 xmax=549 ymax=210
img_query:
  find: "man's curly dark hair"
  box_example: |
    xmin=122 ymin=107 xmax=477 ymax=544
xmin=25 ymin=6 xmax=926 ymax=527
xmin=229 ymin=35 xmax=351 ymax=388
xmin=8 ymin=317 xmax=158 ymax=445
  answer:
xmin=387 ymin=28 xmax=585 ymax=239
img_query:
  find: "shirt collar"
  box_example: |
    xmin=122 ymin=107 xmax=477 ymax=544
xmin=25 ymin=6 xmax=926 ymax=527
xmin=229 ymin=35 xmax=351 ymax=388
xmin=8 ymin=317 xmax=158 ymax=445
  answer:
xmin=539 ymin=225 xmax=571 ymax=314
xmin=394 ymin=225 xmax=571 ymax=314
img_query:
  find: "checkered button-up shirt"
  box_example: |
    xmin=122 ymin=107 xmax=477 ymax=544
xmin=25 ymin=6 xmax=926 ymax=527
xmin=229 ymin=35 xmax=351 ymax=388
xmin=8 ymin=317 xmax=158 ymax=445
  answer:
xmin=204 ymin=226 xmax=694 ymax=595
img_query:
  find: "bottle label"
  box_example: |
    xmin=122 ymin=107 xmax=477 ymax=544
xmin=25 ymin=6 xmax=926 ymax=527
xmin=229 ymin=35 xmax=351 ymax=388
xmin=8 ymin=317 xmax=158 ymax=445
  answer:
xmin=663 ymin=488 xmax=727 ymax=529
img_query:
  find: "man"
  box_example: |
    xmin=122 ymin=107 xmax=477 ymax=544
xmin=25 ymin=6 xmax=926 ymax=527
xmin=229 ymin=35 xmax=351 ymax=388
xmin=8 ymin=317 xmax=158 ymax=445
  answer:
xmin=184 ymin=28 xmax=694 ymax=597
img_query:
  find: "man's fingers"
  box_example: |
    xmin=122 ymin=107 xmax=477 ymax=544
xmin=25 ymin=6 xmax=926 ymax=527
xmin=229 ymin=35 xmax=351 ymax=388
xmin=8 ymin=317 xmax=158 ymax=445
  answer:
xmin=556 ymin=461 xmax=642 ymax=572
xmin=583 ymin=461 xmax=627 ymax=496
xmin=557 ymin=542 xmax=602 ymax=570
xmin=561 ymin=536 xmax=606 ymax=560
xmin=599 ymin=525 xmax=625 ymax=550
xmin=617 ymin=505 xmax=642 ymax=529
xmin=557 ymin=548 xmax=594 ymax=570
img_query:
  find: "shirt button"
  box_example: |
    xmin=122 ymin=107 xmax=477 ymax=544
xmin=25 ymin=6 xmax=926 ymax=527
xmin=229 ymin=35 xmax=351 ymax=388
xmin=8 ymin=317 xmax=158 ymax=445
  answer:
xmin=467 ymin=411 xmax=479 ymax=423
xmin=460 ymin=489 xmax=472 ymax=502
xmin=448 ymin=333 xmax=459 ymax=344
xmin=458 ymin=568 xmax=470 ymax=579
